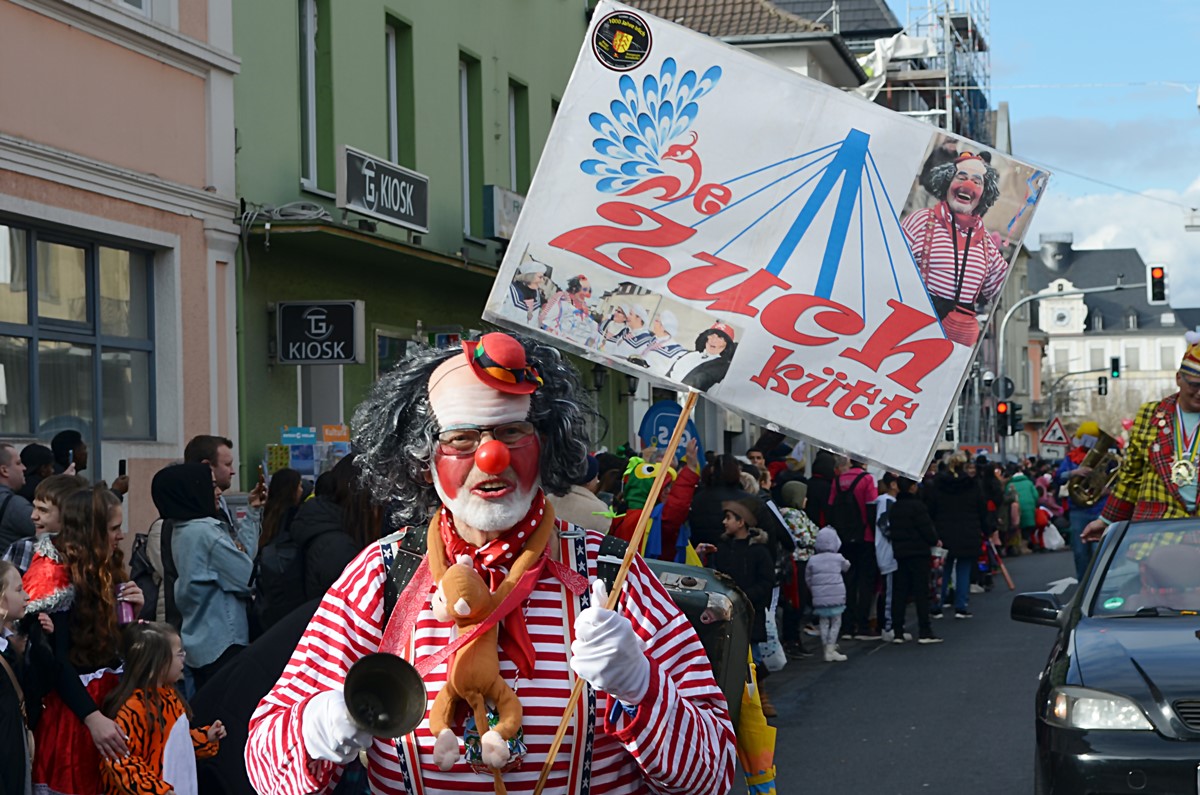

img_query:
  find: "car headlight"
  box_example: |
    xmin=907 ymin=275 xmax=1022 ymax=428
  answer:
xmin=1047 ymin=686 xmax=1154 ymax=731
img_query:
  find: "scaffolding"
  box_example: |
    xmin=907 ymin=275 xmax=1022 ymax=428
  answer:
xmin=897 ymin=0 xmax=992 ymax=146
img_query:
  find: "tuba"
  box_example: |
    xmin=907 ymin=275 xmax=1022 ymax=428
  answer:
xmin=1067 ymin=430 xmax=1121 ymax=508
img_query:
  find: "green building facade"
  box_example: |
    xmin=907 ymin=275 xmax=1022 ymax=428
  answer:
xmin=232 ymin=0 xmax=631 ymax=474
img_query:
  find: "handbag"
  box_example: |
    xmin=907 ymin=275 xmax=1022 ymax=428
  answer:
xmin=0 ymin=648 xmax=35 ymax=763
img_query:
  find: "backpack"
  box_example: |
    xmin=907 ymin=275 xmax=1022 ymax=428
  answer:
xmin=129 ymin=530 xmax=160 ymax=622
xmin=253 ymin=525 xmax=311 ymax=633
xmin=829 ymin=472 xmax=870 ymax=544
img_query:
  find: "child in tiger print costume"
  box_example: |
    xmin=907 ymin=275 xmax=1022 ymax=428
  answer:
xmin=100 ymin=622 xmax=226 ymax=795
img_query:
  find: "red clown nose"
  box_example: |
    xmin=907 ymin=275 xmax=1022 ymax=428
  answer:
xmin=475 ymin=439 xmax=511 ymax=475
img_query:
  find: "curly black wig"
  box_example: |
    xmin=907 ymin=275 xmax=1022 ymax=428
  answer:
xmin=351 ymin=336 xmax=597 ymax=527
xmin=924 ymin=156 xmax=1001 ymax=217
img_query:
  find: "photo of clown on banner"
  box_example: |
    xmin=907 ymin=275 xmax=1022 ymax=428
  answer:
xmin=484 ymin=0 xmax=1049 ymax=478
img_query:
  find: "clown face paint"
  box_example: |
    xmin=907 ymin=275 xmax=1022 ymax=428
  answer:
xmin=428 ymin=358 xmax=541 ymax=534
xmin=947 ymin=158 xmax=986 ymax=216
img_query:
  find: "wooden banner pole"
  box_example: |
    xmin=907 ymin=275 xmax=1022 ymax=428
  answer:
xmin=532 ymin=389 xmax=700 ymax=795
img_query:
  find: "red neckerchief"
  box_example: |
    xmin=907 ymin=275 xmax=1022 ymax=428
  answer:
xmin=438 ymin=491 xmax=547 ymax=679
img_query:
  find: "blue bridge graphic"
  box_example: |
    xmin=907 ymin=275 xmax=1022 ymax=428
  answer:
xmin=649 ymin=128 xmax=937 ymax=325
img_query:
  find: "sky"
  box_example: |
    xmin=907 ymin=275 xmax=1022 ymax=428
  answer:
xmin=893 ymin=1 xmax=1200 ymax=306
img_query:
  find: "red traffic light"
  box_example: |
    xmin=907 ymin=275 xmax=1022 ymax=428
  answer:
xmin=1152 ymin=266 xmax=1164 ymax=279
xmin=997 ymin=402 xmax=1009 ymax=414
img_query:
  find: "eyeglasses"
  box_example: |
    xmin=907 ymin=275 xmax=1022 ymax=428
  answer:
xmin=436 ymin=421 xmax=536 ymax=456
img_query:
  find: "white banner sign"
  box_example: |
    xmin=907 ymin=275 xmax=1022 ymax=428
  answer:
xmin=483 ymin=1 xmax=1049 ymax=477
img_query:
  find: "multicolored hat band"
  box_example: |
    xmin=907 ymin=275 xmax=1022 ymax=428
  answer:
xmin=463 ymin=333 xmax=543 ymax=395
xmin=1181 ymin=330 xmax=1200 ymax=378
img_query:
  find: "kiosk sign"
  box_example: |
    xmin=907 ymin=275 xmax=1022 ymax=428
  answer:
xmin=336 ymin=145 xmax=429 ymax=233
xmin=277 ymin=301 xmax=365 ymax=365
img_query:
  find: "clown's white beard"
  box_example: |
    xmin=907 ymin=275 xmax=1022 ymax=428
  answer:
xmin=431 ymin=473 xmax=539 ymax=536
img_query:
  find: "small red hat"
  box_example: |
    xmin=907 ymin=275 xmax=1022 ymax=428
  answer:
xmin=710 ymin=322 xmax=736 ymax=343
xmin=462 ymin=333 xmax=543 ymax=395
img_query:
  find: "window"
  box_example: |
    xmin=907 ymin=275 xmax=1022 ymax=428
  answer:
xmin=116 ymin=0 xmax=147 ymax=13
xmin=1124 ymin=346 xmax=1140 ymax=372
xmin=1126 ymin=311 xmax=1138 ymax=330
xmin=1089 ymin=347 xmax=1104 ymax=371
xmin=508 ymin=81 xmax=530 ymax=192
xmin=1020 ymin=347 xmax=1029 ymax=391
xmin=459 ymin=57 xmax=482 ymax=236
xmin=299 ymin=0 xmax=318 ymax=186
xmin=1162 ymin=344 xmax=1177 ymax=371
xmin=0 ymin=222 xmax=154 ymax=445
xmin=385 ymin=21 xmax=415 ymax=167
xmin=1090 ymin=312 xmax=1103 ymax=331
xmin=1053 ymin=346 xmax=1068 ymax=371
xmin=299 ymin=0 xmax=332 ymax=190
xmin=1017 ymin=275 xmax=1028 ymax=319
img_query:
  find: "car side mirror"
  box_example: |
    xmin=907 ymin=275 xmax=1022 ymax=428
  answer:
xmin=1011 ymin=592 xmax=1063 ymax=627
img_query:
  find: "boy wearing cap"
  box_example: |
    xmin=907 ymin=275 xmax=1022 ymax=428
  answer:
xmin=711 ymin=499 xmax=777 ymax=710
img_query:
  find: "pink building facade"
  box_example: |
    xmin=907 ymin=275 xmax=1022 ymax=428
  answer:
xmin=0 ymin=0 xmax=239 ymax=533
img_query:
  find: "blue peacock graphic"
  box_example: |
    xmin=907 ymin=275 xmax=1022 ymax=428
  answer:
xmin=581 ymin=57 xmax=733 ymax=215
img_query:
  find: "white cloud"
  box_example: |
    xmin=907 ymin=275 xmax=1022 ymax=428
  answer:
xmin=1026 ymin=184 xmax=1200 ymax=308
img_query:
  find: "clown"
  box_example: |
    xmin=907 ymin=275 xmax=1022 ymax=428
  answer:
xmin=1085 ymin=333 xmax=1200 ymax=551
xmin=901 ymin=151 xmax=1008 ymax=347
xmin=245 ymin=333 xmax=735 ymax=795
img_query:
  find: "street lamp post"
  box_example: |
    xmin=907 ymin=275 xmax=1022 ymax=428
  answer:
xmin=996 ymin=280 xmax=1142 ymax=461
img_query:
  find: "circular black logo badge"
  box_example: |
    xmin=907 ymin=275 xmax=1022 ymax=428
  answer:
xmin=592 ymin=11 xmax=651 ymax=72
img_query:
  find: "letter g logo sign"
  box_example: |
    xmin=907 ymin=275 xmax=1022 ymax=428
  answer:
xmin=303 ymin=307 xmax=332 ymax=341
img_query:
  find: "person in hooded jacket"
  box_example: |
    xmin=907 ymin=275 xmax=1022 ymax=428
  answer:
xmin=152 ymin=462 xmax=263 ymax=691
xmin=805 ymin=526 xmax=850 ymax=662
xmin=288 ymin=453 xmax=382 ymax=602
xmin=804 ymin=451 xmax=836 ymax=527
xmin=1006 ymin=466 xmax=1039 ymax=555
xmin=925 ymin=452 xmax=987 ymax=618
xmin=888 ymin=477 xmax=942 ymax=644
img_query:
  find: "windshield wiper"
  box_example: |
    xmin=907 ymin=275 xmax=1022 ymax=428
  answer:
xmin=1132 ymin=605 xmax=1188 ymax=617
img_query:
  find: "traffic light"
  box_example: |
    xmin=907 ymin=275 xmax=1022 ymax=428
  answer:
xmin=1110 ymin=356 xmax=1121 ymax=379
xmin=996 ymin=401 xmax=1011 ymax=436
xmin=1147 ymin=264 xmax=1169 ymax=306
xmin=1098 ymin=376 xmax=1108 ymax=396
xmin=1011 ymin=402 xmax=1024 ymax=430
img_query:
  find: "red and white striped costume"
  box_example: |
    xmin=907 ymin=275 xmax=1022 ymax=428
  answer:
xmin=245 ymin=523 xmax=736 ymax=795
xmin=901 ymin=204 xmax=1008 ymax=306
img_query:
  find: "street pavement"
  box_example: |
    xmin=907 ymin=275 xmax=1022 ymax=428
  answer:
xmin=730 ymin=547 xmax=1076 ymax=794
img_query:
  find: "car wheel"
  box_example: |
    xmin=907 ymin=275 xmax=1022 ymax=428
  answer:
xmin=1034 ymin=750 xmax=1050 ymax=795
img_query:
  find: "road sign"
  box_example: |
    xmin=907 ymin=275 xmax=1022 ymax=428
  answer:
xmin=990 ymin=376 xmax=1015 ymax=399
xmin=1040 ymin=417 xmax=1070 ymax=446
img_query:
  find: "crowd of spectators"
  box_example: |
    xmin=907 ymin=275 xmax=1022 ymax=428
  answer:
xmin=0 ymin=417 xmax=1080 ymax=793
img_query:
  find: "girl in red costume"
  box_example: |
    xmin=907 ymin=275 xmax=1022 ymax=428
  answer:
xmin=23 ymin=486 xmax=143 ymax=795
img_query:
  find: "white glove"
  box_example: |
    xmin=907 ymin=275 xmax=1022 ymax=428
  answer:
xmin=301 ymin=689 xmax=375 ymax=764
xmin=570 ymin=579 xmax=651 ymax=706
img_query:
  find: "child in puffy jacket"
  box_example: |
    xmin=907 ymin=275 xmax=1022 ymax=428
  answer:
xmin=805 ymin=526 xmax=850 ymax=662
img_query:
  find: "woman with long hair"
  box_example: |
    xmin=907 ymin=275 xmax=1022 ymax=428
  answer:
xmin=24 ymin=485 xmax=144 ymax=794
xmin=292 ymin=454 xmax=382 ymax=600
xmin=925 ymin=451 xmax=987 ymax=618
xmin=257 ymin=468 xmax=302 ymax=550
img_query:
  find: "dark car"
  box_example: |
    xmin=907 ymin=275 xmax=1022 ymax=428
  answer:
xmin=1012 ymin=518 xmax=1200 ymax=795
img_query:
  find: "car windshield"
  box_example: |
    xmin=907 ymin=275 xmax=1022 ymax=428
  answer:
xmin=1089 ymin=523 xmax=1200 ymax=617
